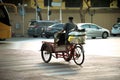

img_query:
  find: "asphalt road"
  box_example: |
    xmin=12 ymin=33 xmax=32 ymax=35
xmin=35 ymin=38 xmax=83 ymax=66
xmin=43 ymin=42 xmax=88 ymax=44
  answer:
xmin=0 ymin=37 xmax=120 ymax=80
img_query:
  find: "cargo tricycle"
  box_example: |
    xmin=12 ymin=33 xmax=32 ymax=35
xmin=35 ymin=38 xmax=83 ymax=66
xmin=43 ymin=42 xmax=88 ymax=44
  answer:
xmin=40 ymin=29 xmax=86 ymax=65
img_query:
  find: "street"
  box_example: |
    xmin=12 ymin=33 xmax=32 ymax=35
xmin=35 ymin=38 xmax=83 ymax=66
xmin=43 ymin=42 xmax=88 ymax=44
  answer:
xmin=0 ymin=37 xmax=120 ymax=80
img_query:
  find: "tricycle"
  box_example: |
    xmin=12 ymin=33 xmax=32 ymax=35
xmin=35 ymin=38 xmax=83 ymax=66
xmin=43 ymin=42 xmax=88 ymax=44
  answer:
xmin=40 ymin=29 xmax=86 ymax=65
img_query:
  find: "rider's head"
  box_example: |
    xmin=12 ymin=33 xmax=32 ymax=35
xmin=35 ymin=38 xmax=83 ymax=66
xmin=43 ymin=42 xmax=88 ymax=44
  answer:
xmin=68 ymin=17 xmax=73 ymax=22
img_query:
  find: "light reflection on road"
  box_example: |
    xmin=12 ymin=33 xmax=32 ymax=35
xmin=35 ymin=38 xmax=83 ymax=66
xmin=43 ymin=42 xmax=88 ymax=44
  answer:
xmin=84 ymin=37 xmax=120 ymax=57
xmin=0 ymin=38 xmax=53 ymax=51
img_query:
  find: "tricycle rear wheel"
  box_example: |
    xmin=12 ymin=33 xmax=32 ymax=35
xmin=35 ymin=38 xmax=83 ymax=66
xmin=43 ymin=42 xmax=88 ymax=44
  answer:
xmin=41 ymin=45 xmax=52 ymax=63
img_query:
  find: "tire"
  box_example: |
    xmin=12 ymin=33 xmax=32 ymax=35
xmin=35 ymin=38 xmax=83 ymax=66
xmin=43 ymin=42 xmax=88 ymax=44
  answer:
xmin=0 ymin=39 xmax=6 ymax=41
xmin=40 ymin=34 xmax=43 ymax=37
xmin=92 ymin=37 xmax=96 ymax=39
xmin=41 ymin=44 xmax=52 ymax=63
xmin=112 ymin=34 xmax=117 ymax=36
xmin=102 ymin=32 xmax=108 ymax=39
xmin=45 ymin=34 xmax=51 ymax=38
xmin=33 ymin=35 xmax=38 ymax=38
xmin=73 ymin=45 xmax=85 ymax=65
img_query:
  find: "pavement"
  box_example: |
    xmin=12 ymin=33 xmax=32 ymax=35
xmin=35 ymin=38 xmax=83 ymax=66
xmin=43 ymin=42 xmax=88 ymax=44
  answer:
xmin=0 ymin=48 xmax=120 ymax=80
xmin=0 ymin=49 xmax=66 ymax=80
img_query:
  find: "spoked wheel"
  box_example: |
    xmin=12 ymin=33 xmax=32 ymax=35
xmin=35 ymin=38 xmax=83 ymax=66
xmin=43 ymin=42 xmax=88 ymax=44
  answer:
xmin=73 ymin=45 xmax=85 ymax=65
xmin=41 ymin=45 xmax=52 ymax=63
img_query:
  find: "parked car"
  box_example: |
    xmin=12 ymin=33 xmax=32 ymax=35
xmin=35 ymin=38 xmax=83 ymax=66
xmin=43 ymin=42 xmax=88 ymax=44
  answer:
xmin=77 ymin=23 xmax=110 ymax=39
xmin=45 ymin=23 xmax=64 ymax=38
xmin=27 ymin=20 xmax=58 ymax=37
xmin=111 ymin=23 xmax=120 ymax=36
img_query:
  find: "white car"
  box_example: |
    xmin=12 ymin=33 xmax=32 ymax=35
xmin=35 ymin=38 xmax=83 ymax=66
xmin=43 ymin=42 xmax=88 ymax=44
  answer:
xmin=77 ymin=23 xmax=110 ymax=39
xmin=111 ymin=23 xmax=120 ymax=36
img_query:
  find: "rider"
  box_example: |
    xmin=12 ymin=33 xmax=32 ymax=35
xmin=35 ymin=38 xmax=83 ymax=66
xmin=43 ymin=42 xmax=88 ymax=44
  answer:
xmin=61 ymin=17 xmax=77 ymax=44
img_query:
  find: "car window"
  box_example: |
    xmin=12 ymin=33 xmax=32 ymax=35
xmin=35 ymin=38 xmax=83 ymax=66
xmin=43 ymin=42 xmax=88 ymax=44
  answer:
xmin=90 ymin=25 xmax=98 ymax=29
xmin=81 ymin=24 xmax=90 ymax=29
xmin=52 ymin=24 xmax=59 ymax=27
xmin=58 ymin=24 xmax=64 ymax=28
xmin=37 ymin=22 xmax=56 ymax=26
xmin=114 ymin=24 xmax=120 ymax=28
xmin=53 ymin=24 xmax=63 ymax=28
xmin=30 ymin=21 xmax=37 ymax=25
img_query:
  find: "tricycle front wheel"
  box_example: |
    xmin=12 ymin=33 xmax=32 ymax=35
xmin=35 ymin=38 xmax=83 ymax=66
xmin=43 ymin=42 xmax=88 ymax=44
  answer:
xmin=73 ymin=45 xmax=85 ymax=65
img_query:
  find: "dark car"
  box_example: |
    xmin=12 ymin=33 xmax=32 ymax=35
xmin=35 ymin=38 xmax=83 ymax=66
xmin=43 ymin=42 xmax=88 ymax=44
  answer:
xmin=27 ymin=20 xmax=58 ymax=37
xmin=45 ymin=23 xmax=64 ymax=38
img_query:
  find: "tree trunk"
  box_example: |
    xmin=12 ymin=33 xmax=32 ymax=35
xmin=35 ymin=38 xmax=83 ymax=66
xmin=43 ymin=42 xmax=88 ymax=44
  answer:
xmin=79 ymin=0 xmax=91 ymax=23
xmin=79 ymin=0 xmax=85 ymax=23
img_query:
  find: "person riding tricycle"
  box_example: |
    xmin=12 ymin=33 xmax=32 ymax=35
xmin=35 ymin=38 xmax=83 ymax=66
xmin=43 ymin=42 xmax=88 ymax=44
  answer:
xmin=40 ymin=17 xmax=86 ymax=65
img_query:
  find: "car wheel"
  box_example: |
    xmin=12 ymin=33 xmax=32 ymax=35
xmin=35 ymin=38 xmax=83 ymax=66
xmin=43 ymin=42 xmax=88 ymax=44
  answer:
xmin=40 ymin=34 xmax=44 ymax=37
xmin=0 ymin=39 xmax=6 ymax=41
xmin=45 ymin=34 xmax=51 ymax=38
xmin=33 ymin=35 xmax=38 ymax=38
xmin=41 ymin=33 xmax=45 ymax=37
xmin=112 ymin=34 xmax=117 ymax=36
xmin=92 ymin=37 xmax=96 ymax=39
xmin=102 ymin=32 xmax=108 ymax=39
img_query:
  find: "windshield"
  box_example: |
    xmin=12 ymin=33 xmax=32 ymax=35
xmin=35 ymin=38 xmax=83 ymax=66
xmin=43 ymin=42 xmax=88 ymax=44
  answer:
xmin=0 ymin=2 xmax=11 ymax=26
xmin=114 ymin=24 xmax=120 ymax=28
